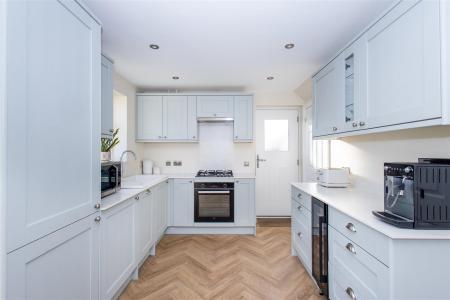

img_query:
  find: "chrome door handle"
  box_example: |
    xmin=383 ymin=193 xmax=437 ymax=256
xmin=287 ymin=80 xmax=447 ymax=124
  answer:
xmin=297 ymin=232 xmax=302 ymax=238
xmin=94 ymin=216 xmax=101 ymax=222
xmin=359 ymin=121 xmax=365 ymax=127
xmin=332 ymin=126 xmax=338 ymax=131
xmin=94 ymin=203 xmax=101 ymax=209
xmin=352 ymin=122 xmax=358 ymax=128
xmin=256 ymin=154 xmax=267 ymax=168
xmin=346 ymin=287 xmax=356 ymax=300
xmin=198 ymin=191 xmax=230 ymax=194
xmin=297 ymin=193 xmax=302 ymax=198
xmin=297 ymin=205 xmax=302 ymax=211
xmin=135 ymin=195 xmax=140 ymax=200
xmin=145 ymin=189 xmax=151 ymax=194
xmin=345 ymin=222 xmax=356 ymax=232
xmin=346 ymin=243 xmax=356 ymax=254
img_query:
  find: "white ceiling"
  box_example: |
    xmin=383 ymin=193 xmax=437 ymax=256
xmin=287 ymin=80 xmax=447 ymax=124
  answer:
xmin=86 ymin=0 xmax=393 ymax=92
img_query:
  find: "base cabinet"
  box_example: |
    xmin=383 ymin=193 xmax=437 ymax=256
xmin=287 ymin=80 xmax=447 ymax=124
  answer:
xmin=100 ymin=199 xmax=136 ymax=300
xmin=7 ymin=214 xmax=100 ymax=300
xmin=234 ymin=179 xmax=255 ymax=226
xmin=135 ymin=189 xmax=153 ymax=264
xmin=171 ymin=179 xmax=194 ymax=227
xmin=152 ymin=181 xmax=169 ymax=243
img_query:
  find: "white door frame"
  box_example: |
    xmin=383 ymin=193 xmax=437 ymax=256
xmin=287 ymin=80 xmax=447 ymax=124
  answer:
xmin=255 ymin=106 xmax=303 ymax=183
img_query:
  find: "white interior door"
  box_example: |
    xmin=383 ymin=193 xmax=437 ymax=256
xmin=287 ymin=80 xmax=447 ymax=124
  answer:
xmin=255 ymin=108 xmax=299 ymax=216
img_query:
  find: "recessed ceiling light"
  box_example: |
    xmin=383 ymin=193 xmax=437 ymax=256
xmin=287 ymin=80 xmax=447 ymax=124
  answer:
xmin=266 ymin=76 xmax=274 ymax=80
xmin=172 ymin=76 xmax=180 ymax=80
xmin=149 ymin=44 xmax=159 ymax=50
xmin=284 ymin=43 xmax=295 ymax=49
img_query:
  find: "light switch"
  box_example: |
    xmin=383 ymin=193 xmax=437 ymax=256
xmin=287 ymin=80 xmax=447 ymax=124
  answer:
xmin=244 ymin=161 xmax=250 ymax=167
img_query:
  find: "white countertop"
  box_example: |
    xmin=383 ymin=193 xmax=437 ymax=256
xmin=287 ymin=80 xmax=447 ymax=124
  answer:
xmin=292 ymin=182 xmax=450 ymax=240
xmin=101 ymin=175 xmax=168 ymax=211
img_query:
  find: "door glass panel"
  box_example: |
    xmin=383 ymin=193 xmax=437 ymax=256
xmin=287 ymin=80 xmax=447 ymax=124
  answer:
xmin=264 ymin=120 xmax=288 ymax=151
xmin=345 ymin=54 xmax=354 ymax=123
xmin=198 ymin=195 xmax=230 ymax=217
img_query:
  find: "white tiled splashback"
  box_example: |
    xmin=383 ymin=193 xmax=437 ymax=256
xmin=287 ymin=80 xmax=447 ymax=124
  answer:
xmin=140 ymin=122 xmax=255 ymax=174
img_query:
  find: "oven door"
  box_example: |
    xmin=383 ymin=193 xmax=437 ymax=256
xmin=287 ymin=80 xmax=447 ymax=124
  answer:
xmin=194 ymin=190 xmax=234 ymax=222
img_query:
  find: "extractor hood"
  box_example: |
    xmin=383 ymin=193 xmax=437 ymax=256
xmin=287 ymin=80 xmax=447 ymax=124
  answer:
xmin=197 ymin=117 xmax=234 ymax=123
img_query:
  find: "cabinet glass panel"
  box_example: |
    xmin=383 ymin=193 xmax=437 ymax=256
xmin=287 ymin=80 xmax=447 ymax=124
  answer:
xmin=345 ymin=54 xmax=354 ymax=123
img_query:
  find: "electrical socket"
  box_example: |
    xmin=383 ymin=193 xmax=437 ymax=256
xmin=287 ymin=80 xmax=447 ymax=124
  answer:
xmin=244 ymin=161 xmax=250 ymax=167
xmin=173 ymin=161 xmax=182 ymax=166
xmin=165 ymin=161 xmax=171 ymax=166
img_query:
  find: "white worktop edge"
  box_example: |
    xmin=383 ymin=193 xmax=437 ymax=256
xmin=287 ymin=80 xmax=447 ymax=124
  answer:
xmin=291 ymin=182 xmax=450 ymax=240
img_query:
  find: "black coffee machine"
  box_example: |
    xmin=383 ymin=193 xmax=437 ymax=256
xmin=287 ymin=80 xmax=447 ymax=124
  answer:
xmin=373 ymin=158 xmax=450 ymax=229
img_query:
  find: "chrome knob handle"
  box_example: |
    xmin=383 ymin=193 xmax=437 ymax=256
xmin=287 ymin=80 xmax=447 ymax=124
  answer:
xmin=109 ymin=129 xmax=114 ymax=133
xmin=213 ymin=113 xmax=217 ymax=116
xmin=297 ymin=232 xmax=302 ymax=238
xmin=94 ymin=216 xmax=101 ymax=222
xmin=192 ymin=136 xmax=196 ymax=139
xmin=359 ymin=121 xmax=365 ymax=127
xmin=235 ymin=136 xmax=238 ymax=139
xmin=236 ymin=180 xmax=240 ymax=183
xmin=135 ymin=195 xmax=140 ymax=200
xmin=94 ymin=203 xmax=100 ymax=209
xmin=158 ymin=136 xmax=162 ymax=139
xmin=164 ymin=136 xmax=167 ymax=139
xmin=352 ymin=122 xmax=358 ymax=128
xmin=297 ymin=193 xmax=302 ymax=198
xmin=297 ymin=205 xmax=302 ymax=211
xmin=346 ymin=243 xmax=356 ymax=254
xmin=189 ymin=180 xmax=193 ymax=183
xmin=332 ymin=126 xmax=338 ymax=131
xmin=145 ymin=189 xmax=151 ymax=194
xmin=345 ymin=222 xmax=356 ymax=232
xmin=346 ymin=287 xmax=356 ymax=300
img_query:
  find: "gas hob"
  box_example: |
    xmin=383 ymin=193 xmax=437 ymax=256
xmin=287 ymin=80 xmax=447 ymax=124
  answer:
xmin=195 ymin=170 xmax=234 ymax=182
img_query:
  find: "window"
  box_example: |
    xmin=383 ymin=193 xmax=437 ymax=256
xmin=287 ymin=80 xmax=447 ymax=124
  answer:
xmin=264 ymin=120 xmax=288 ymax=152
xmin=111 ymin=90 xmax=127 ymax=161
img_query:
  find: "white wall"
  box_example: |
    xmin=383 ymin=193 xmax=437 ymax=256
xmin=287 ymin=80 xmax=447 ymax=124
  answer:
xmin=112 ymin=90 xmax=128 ymax=161
xmin=330 ymin=126 xmax=450 ymax=197
xmin=0 ymin=0 xmax=6 ymax=297
xmin=113 ymin=71 xmax=143 ymax=176
xmin=140 ymin=90 xmax=303 ymax=174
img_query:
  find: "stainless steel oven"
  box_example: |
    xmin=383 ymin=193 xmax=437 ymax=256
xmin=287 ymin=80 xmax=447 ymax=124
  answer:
xmin=194 ymin=182 xmax=234 ymax=222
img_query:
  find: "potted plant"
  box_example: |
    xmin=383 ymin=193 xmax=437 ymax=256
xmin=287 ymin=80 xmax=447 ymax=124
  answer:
xmin=101 ymin=128 xmax=120 ymax=161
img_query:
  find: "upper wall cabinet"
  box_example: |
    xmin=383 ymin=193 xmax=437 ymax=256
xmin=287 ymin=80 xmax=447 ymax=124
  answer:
xmin=136 ymin=94 xmax=253 ymax=142
xmin=101 ymin=55 xmax=114 ymax=138
xmin=197 ymin=95 xmax=234 ymax=118
xmin=313 ymin=59 xmax=344 ymax=136
xmin=363 ymin=0 xmax=441 ymax=128
xmin=136 ymin=95 xmax=197 ymax=142
xmin=6 ymin=0 xmax=101 ymax=252
xmin=312 ymin=0 xmax=447 ymax=138
xmin=234 ymin=96 xmax=253 ymax=141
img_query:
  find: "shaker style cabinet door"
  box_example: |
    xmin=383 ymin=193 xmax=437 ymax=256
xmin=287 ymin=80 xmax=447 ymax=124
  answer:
xmin=233 ymin=96 xmax=253 ymax=141
xmin=234 ymin=179 xmax=256 ymax=226
xmin=312 ymin=59 xmax=345 ymax=137
xmin=137 ymin=95 xmax=163 ymax=140
xmin=101 ymin=55 xmax=114 ymax=138
xmin=172 ymin=179 xmax=194 ymax=227
xmin=135 ymin=190 xmax=153 ymax=263
xmin=163 ymin=95 xmax=189 ymax=140
xmin=197 ymin=95 xmax=234 ymax=118
xmin=7 ymin=215 xmax=100 ymax=300
xmin=6 ymin=0 xmax=101 ymax=253
xmin=100 ymin=199 xmax=136 ymax=300
xmin=363 ymin=0 xmax=441 ymax=128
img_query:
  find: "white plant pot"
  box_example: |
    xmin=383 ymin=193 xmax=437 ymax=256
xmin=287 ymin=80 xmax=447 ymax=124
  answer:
xmin=101 ymin=151 xmax=111 ymax=161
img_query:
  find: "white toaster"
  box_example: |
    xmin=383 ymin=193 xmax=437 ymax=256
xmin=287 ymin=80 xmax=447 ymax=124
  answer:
xmin=317 ymin=168 xmax=350 ymax=188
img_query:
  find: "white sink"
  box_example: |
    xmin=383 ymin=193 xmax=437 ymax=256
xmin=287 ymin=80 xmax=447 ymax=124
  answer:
xmin=121 ymin=175 xmax=165 ymax=189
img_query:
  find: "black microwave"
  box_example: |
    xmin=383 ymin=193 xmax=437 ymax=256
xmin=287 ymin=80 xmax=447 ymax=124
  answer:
xmin=101 ymin=161 xmax=121 ymax=198
xmin=373 ymin=160 xmax=450 ymax=229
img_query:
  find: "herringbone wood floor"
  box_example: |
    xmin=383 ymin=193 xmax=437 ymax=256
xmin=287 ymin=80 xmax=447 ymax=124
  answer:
xmin=120 ymin=227 xmax=325 ymax=300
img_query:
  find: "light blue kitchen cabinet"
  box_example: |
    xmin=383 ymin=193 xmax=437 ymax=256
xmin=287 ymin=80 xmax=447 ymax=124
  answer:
xmin=5 ymin=0 xmax=101 ymax=253
xmin=197 ymin=95 xmax=234 ymax=118
xmin=313 ymin=58 xmax=344 ymax=137
xmin=137 ymin=95 xmax=164 ymax=140
xmin=171 ymin=179 xmax=194 ymax=227
xmin=7 ymin=214 xmax=100 ymax=300
xmin=153 ymin=181 xmax=169 ymax=239
xmin=234 ymin=179 xmax=256 ymax=226
xmin=233 ymin=96 xmax=253 ymax=142
xmin=101 ymin=55 xmax=114 ymax=138
xmin=137 ymin=95 xmax=197 ymax=141
xmin=135 ymin=189 xmax=153 ymax=265
xmin=100 ymin=198 xmax=136 ymax=300
xmin=363 ymin=0 xmax=441 ymax=129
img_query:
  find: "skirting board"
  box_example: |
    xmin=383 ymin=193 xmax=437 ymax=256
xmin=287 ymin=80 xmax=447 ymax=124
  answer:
xmin=165 ymin=226 xmax=256 ymax=235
